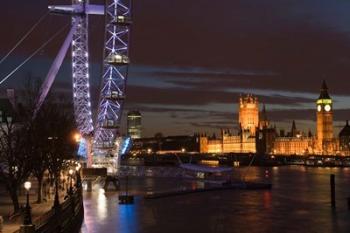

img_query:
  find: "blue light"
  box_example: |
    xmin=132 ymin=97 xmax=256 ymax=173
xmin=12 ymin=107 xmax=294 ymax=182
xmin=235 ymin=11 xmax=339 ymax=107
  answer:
xmin=78 ymin=138 xmax=87 ymax=158
xmin=118 ymin=199 xmax=138 ymax=233
xmin=120 ymin=137 xmax=131 ymax=155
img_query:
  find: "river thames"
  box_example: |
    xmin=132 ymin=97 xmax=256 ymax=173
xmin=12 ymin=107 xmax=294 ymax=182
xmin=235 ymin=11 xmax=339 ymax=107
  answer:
xmin=80 ymin=166 xmax=350 ymax=233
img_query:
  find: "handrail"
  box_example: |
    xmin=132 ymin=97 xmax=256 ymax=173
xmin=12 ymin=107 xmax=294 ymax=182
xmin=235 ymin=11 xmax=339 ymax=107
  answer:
xmin=14 ymin=188 xmax=83 ymax=233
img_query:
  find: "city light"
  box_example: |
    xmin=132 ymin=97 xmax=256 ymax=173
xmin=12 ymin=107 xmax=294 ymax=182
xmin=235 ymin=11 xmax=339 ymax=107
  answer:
xmin=73 ymin=133 xmax=81 ymax=143
xmin=76 ymin=163 xmax=81 ymax=171
xmin=24 ymin=181 xmax=31 ymax=191
xmin=3 ymin=1 xmax=350 ymax=233
xmin=121 ymin=137 xmax=131 ymax=155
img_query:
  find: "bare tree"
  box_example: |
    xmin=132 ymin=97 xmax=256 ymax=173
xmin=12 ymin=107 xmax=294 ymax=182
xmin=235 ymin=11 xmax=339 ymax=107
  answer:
xmin=0 ymin=74 xmax=77 ymax=211
xmin=43 ymin=101 xmax=76 ymax=205
xmin=0 ymin=116 xmax=32 ymax=213
xmin=21 ymin=76 xmax=49 ymax=203
xmin=20 ymin=77 xmax=76 ymax=203
xmin=28 ymin=118 xmax=49 ymax=203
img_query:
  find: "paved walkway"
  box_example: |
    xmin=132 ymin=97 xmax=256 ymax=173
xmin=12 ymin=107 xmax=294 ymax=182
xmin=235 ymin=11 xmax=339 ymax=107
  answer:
xmin=0 ymin=183 xmax=68 ymax=233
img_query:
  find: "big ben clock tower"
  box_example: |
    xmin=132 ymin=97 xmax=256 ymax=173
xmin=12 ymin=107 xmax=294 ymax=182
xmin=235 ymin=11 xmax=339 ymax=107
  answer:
xmin=316 ymin=80 xmax=333 ymax=153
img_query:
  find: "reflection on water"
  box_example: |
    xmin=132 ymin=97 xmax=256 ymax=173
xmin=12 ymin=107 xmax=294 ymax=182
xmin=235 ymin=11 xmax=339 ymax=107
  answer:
xmin=81 ymin=166 xmax=350 ymax=233
xmin=118 ymin=202 xmax=138 ymax=233
xmin=263 ymin=191 xmax=272 ymax=209
xmin=96 ymin=189 xmax=107 ymax=220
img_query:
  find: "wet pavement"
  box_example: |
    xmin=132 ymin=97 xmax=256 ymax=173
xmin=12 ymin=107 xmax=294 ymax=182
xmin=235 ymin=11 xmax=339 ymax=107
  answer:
xmin=81 ymin=166 xmax=350 ymax=233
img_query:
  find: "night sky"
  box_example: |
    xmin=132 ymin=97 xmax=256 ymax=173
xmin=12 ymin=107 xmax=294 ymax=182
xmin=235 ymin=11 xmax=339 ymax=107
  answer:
xmin=1 ymin=0 xmax=350 ymax=137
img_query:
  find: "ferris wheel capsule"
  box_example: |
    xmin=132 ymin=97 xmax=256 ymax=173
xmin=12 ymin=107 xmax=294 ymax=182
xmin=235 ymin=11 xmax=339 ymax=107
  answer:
xmin=106 ymin=54 xmax=130 ymax=65
xmin=111 ymin=15 xmax=132 ymax=26
xmin=105 ymin=91 xmax=126 ymax=101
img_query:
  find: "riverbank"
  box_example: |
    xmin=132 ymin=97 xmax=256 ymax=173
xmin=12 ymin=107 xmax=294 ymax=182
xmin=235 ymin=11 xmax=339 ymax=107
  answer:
xmin=123 ymin=153 xmax=350 ymax=167
xmin=0 ymin=179 xmax=81 ymax=233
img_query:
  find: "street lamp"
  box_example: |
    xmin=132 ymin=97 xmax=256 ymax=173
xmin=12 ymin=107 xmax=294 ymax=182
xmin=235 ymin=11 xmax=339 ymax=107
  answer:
xmin=75 ymin=165 xmax=82 ymax=188
xmin=68 ymin=169 xmax=74 ymax=195
xmin=23 ymin=181 xmax=32 ymax=225
xmin=53 ymin=178 xmax=60 ymax=209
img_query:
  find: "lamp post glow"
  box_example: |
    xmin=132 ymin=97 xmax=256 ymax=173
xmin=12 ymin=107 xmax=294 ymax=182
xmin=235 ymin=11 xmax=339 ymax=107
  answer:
xmin=23 ymin=181 xmax=32 ymax=225
xmin=24 ymin=181 xmax=31 ymax=191
xmin=73 ymin=132 xmax=81 ymax=143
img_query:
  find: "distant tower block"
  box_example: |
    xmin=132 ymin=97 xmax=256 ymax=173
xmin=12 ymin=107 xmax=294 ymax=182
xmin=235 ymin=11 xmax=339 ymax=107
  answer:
xmin=127 ymin=110 xmax=142 ymax=139
xmin=239 ymin=94 xmax=259 ymax=136
xmin=316 ymin=80 xmax=333 ymax=152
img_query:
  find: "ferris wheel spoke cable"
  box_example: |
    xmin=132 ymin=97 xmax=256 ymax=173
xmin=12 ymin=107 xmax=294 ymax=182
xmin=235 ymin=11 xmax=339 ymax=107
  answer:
xmin=0 ymin=23 xmax=70 ymax=86
xmin=0 ymin=11 xmax=49 ymax=66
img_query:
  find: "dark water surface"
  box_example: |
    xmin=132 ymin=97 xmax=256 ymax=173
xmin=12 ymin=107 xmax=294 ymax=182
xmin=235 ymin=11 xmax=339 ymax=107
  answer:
xmin=81 ymin=166 xmax=350 ymax=233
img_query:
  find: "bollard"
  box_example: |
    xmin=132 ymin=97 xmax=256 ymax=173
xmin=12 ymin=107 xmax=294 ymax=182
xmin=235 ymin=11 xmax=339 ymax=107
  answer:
xmin=330 ymin=174 xmax=335 ymax=209
xmin=347 ymin=197 xmax=350 ymax=210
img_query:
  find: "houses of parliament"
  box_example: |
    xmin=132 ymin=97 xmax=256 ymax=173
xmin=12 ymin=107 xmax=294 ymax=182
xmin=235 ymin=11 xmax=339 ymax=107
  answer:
xmin=199 ymin=81 xmax=350 ymax=156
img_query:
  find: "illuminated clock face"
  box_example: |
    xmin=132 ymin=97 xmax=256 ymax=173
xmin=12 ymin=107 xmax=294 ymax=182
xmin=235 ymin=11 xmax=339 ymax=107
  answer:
xmin=324 ymin=104 xmax=331 ymax=112
xmin=317 ymin=105 xmax=322 ymax=112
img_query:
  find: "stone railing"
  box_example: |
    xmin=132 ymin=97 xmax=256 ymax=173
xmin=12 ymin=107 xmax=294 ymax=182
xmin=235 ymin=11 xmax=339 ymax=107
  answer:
xmin=16 ymin=188 xmax=84 ymax=233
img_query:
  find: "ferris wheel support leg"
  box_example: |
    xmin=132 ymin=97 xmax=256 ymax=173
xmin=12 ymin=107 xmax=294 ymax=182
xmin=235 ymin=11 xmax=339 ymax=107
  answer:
xmin=34 ymin=22 xmax=78 ymax=118
xmin=86 ymin=136 xmax=93 ymax=168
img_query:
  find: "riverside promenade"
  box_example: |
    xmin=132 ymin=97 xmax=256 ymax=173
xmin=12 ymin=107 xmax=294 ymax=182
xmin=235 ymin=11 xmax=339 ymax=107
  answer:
xmin=0 ymin=180 xmax=68 ymax=233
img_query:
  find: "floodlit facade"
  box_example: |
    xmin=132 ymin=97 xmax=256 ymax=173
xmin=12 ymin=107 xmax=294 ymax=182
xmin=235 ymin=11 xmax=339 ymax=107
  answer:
xmin=200 ymin=82 xmax=346 ymax=156
xmin=339 ymin=121 xmax=350 ymax=155
xmin=200 ymin=94 xmax=262 ymax=154
xmin=273 ymin=136 xmax=314 ymax=155
xmin=127 ymin=110 xmax=142 ymax=139
xmin=316 ymin=81 xmax=334 ymax=154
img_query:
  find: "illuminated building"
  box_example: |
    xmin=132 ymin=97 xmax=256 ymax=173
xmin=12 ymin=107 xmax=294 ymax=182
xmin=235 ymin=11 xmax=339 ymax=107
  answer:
xmin=127 ymin=110 xmax=142 ymax=139
xmin=131 ymin=135 xmax=199 ymax=154
xmin=199 ymin=82 xmax=345 ymax=156
xmin=239 ymin=94 xmax=259 ymax=136
xmin=259 ymin=104 xmax=269 ymax=129
xmin=199 ymin=136 xmax=209 ymax=153
xmin=272 ymin=81 xmax=338 ymax=155
xmin=200 ymin=94 xmax=261 ymax=154
xmin=273 ymin=121 xmax=315 ymax=155
xmin=222 ymin=130 xmax=256 ymax=153
xmin=339 ymin=121 xmax=350 ymax=155
xmin=207 ymin=138 xmax=223 ymax=153
xmin=128 ymin=82 xmax=350 ymax=156
xmin=273 ymin=137 xmax=314 ymax=155
xmin=316 ymin=81 xmax=334 ymax=154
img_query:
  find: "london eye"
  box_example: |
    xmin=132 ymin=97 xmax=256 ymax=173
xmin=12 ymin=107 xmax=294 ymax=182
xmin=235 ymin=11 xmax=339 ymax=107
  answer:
xmin=0 ymin=0 xmax=132 ymax=174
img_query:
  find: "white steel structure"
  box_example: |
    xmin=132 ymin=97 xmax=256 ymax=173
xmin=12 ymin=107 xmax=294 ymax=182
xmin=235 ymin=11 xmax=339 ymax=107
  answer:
xmin=43 ymin=0 xmax=132 ymax=174
xmin=93 ymin=0 xmax=132 ymax=173
xmin=71 ymin=0 xmax=94 ymax=136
